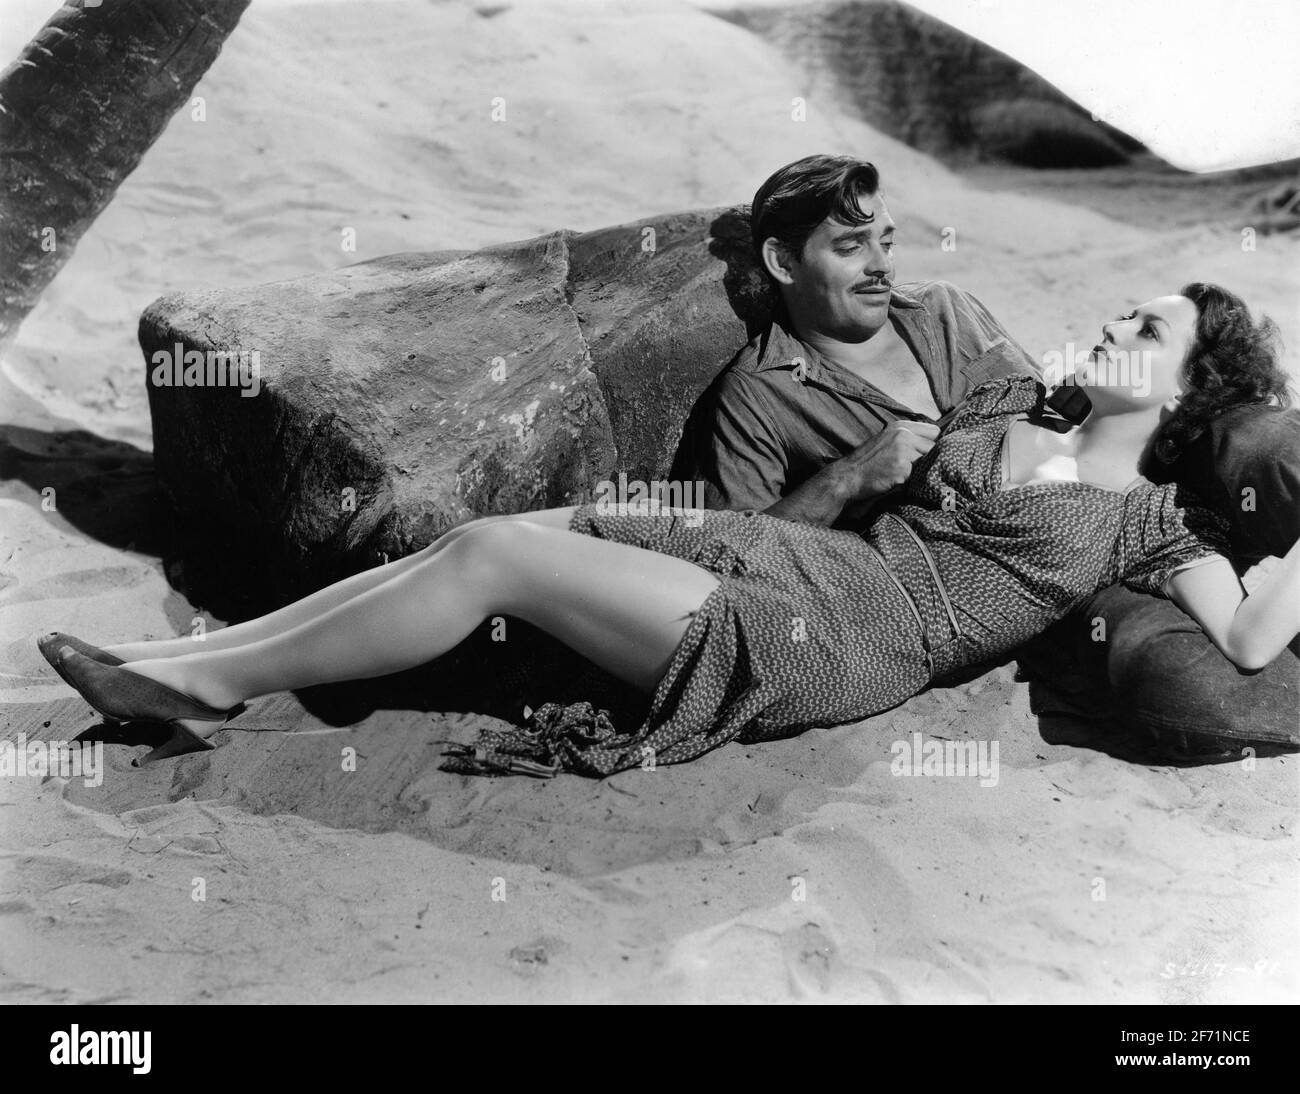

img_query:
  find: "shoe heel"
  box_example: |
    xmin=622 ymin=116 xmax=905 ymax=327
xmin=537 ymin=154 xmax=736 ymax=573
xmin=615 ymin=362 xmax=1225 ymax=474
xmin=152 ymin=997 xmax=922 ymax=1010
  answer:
xmin=132 ymin=723 xmax=218 ymax=767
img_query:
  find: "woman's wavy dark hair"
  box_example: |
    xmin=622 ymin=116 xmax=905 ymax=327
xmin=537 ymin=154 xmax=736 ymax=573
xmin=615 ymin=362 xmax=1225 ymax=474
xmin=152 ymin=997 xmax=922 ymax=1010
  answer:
xmin=1152 ymin=282 xmax=1292 ymax=465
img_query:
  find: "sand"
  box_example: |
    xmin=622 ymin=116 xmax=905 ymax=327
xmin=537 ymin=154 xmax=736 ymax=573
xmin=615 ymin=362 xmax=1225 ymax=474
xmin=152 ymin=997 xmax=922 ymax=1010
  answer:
xmin=1 ymin=0 xmax=1296 ymax=1003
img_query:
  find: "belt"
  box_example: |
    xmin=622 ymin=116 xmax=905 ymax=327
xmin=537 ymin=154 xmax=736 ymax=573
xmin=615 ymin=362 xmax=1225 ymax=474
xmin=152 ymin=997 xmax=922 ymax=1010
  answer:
xmin=863 ymin=513 xmax=964 ymax=678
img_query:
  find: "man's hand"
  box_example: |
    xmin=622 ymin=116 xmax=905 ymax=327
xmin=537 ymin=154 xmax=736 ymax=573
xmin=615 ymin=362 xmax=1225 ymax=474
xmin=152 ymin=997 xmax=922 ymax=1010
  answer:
xmin=837 ymin=421 xmax=940 ymax=504
xmin=763 ymin=420 xmax=939 ymax=528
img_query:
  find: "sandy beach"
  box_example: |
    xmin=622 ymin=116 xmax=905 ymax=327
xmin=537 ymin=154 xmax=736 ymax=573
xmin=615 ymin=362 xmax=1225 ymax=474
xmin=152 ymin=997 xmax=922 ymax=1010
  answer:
xmin=1 ymin=0 xmax=1296 ymax=1003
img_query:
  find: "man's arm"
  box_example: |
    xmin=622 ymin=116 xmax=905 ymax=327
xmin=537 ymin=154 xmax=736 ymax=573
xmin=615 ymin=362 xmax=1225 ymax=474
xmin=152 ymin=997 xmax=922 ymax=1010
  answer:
xmin=764 ymin=421 xmax=939 ymax=526
xmin=762 ymin=457 xmax=853 ymax=525
xmin=672 ymin=372 xmax=791 ymax=511
xmin=674 ymin=370 xmax=939 ymax=526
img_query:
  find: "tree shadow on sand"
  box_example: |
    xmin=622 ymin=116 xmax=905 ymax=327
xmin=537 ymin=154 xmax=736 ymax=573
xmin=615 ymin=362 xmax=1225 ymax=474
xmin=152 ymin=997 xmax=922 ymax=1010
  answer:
xmin=0 ymin=424 xmax=169 ymax=556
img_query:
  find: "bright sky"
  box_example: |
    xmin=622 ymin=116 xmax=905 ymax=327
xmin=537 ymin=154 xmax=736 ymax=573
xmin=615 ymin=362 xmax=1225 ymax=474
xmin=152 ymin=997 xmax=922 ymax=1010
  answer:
xmin=908 ymin=0 xmax=1300 ymax=171
xmin=3 ymin=0 xmax=1297 ymax=172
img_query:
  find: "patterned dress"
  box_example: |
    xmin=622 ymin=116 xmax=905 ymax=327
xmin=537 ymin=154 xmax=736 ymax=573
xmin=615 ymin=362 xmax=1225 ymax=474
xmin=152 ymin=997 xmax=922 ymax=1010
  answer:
xmin=452 ymin=376 xmax=1230 ymax=777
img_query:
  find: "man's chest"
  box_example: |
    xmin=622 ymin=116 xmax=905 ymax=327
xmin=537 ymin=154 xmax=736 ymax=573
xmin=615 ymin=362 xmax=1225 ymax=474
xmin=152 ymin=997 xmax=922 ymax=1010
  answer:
xmin=822 ymin=320 xmax=943 ymax=420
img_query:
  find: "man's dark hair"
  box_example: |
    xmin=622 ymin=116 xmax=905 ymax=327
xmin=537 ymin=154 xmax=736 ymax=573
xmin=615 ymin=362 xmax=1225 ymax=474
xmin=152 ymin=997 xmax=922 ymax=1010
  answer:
xmin=750 ymin=155 xmax=881 ymax=276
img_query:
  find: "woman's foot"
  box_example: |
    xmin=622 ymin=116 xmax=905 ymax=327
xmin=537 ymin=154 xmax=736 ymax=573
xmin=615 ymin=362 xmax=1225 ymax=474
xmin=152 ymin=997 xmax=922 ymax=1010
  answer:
xmin=52 ymin=647 xmax=244 ymax=745
xmin=38 ymin=631 xmax=196 ymax=676
xmin=38 ymin=632 xmax=124 ymax=680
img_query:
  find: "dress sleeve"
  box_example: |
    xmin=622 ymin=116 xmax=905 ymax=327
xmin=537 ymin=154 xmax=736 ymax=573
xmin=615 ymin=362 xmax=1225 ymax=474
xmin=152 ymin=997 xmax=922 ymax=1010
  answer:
xmin=942 ymin=374 xmax=1044 ymax=435
xmin=1120 ymin=483 xmax=1233 ymax=595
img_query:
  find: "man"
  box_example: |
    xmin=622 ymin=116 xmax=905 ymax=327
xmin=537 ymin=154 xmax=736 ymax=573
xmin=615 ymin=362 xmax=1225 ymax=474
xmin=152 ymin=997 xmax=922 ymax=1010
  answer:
xmin=673 ymin=153 xmax=1299 ymax=754
xmin=671 ymin=154 xmax=1038 ymax=527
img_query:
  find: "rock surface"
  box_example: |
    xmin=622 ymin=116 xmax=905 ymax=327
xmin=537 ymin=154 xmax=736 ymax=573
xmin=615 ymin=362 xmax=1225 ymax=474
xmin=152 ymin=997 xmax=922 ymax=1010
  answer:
xmin=140 ymin=206 xmax=773 ymax=609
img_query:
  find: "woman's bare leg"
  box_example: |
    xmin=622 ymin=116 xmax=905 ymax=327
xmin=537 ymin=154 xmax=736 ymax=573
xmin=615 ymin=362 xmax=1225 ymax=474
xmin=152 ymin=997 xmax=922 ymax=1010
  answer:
xmin=104 ymin=507 xmax=580 ymax=661
xmin=117 ymin=520 xmax=720 ymax=722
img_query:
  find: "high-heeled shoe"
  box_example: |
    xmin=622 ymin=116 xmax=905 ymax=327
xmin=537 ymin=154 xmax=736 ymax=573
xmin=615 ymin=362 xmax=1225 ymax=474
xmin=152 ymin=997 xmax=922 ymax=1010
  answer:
xmin=52 ymin=646 xmax=243 ymax=767
xmin=38 ymin=632 xmax=124 ymax=687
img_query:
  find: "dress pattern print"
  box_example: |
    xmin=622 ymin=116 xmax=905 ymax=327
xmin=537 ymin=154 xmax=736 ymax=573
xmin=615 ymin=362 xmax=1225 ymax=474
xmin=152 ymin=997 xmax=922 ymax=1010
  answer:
xmin=451 ymin=375 xmax=1230 ymax=777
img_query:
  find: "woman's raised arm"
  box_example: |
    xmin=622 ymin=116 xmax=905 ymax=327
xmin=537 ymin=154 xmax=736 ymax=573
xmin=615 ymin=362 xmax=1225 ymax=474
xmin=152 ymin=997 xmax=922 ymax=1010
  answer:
xmin=1166 ymin=540 xmax=1300 ymax=671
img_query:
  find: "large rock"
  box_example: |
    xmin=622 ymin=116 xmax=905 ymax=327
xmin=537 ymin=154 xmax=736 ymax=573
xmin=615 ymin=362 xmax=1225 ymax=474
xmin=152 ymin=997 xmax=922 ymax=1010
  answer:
xmin=719 ymin=0 xmax=1139 ymax=167
xmin=140 ymin=206 xmax=773 ymax=610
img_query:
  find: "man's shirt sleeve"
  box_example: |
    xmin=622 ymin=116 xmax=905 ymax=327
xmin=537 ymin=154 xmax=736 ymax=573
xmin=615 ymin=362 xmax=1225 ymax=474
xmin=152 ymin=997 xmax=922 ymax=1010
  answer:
xmin=675 ymin=371 xmax=789 ymax=511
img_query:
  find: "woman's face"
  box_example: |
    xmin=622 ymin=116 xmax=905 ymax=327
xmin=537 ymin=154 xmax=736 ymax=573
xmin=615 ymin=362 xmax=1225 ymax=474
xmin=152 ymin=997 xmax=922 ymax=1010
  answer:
xmin=1076 ymin=294 xmax=1199 ymax=410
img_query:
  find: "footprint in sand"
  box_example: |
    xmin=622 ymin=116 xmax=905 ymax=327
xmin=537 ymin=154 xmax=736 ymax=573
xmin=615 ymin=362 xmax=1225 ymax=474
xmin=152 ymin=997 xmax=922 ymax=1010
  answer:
xmin=780 ymin=920 xmax=839 ymax=997
xmin=508 ymin=935 xmax=567 ymax=976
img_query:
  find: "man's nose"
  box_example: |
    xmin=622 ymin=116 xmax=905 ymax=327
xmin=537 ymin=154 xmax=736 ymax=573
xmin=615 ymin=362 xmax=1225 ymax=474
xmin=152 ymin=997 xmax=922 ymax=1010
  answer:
xmin=864 ymin=243 xmax=891 ymax=276
xmin=1100 ymin=323 xmax=1116 ymax=345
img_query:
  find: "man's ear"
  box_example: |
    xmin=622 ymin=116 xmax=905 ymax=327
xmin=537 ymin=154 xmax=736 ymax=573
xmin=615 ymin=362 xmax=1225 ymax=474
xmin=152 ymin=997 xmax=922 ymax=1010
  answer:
xmin=760 ymin=237 xmax=797 ymax=286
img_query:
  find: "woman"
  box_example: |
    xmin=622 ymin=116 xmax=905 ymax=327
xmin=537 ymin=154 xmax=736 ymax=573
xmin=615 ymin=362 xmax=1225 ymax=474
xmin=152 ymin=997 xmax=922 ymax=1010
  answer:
xmin=41 ymin=283 xmax=1300 ymax=775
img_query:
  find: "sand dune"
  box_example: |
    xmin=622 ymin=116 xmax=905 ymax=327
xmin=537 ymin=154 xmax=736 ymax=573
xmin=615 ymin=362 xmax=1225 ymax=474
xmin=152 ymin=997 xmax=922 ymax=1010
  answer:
xmin=1 ymin=0 xmax=1296 ymax=1003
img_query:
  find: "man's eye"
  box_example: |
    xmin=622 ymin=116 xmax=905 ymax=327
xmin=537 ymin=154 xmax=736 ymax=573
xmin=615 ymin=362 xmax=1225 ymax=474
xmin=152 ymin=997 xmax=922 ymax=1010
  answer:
xmin=1140 ymin=326 xmax=1158 ymax=341
xmin=1118 ymin=310 xmax=1137 ymax=321
xmin=836 ymin=245 xmax=860 ymax=255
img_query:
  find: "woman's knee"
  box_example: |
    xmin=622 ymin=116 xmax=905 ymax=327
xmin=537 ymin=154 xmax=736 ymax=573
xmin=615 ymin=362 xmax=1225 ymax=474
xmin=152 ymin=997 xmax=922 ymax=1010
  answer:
xmin=415 ymin=513 xmax=512 ymax=558
xmin=435 ymin=519 xmax=540 ymax=587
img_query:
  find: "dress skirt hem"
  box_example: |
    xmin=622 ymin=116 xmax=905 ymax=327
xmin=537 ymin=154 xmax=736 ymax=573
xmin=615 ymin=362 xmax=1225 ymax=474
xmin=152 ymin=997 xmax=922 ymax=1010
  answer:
xmin=543 ymin=502 xmax=932 ymax=776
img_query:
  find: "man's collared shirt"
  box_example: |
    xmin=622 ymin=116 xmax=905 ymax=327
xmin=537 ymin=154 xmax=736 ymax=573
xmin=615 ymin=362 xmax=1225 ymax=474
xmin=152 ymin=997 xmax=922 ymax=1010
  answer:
xmin=671 ymin=279 xmax=1040 ymax=511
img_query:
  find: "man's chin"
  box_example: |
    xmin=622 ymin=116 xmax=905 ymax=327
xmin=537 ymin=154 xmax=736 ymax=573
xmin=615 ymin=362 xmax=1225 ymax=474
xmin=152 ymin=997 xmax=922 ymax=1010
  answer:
xmin=834 ymin=316 xmax=890 ymax=342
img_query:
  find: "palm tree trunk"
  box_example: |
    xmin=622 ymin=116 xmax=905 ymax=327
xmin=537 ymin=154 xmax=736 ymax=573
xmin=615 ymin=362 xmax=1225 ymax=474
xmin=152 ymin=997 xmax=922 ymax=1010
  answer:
xmin=0 ymin=0 xmax=251 ymax=348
